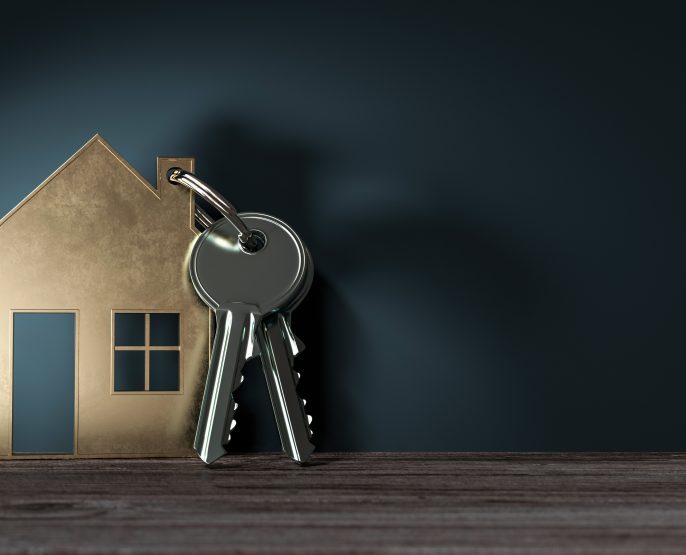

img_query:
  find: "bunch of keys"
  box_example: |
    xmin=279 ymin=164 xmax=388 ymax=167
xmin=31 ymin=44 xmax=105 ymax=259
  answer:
xmin=168 ymin=169 xmax=314 ymax=465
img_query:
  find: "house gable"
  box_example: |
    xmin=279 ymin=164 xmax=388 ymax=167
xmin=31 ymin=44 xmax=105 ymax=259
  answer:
xmin=0 ymin=135 xmax=177 ymax=228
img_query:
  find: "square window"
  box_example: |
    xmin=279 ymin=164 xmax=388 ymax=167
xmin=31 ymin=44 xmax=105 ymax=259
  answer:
xmin=149 ymin=351 xmax=180 ymax=391
xmin=113 ymin=311 xmax=181 ymax=393
xmin=150 ymin=313 xmax=180 ymax=346
xmin=114 ymin=351 xmax=145 ymax=391
xmin=115 ymin=313 xmax=145 ymax=346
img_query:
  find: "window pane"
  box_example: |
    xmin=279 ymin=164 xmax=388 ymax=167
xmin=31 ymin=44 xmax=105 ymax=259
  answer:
xmin=149 ymin=351 xmax=180 ymax=391
xmin=114 ymin=351 xmax=145 ymax=391
xmin=150 ymin=313 xmax=179 ymax=346
xmin=115 ymin=313 xmax=145 ymax=346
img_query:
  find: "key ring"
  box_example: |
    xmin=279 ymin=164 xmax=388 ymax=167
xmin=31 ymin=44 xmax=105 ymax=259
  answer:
xmin=167 ymin=168 xmax=261 ymax=252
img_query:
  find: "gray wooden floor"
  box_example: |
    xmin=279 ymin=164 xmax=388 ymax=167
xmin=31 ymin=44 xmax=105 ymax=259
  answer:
xmin=1 ymin=453 xmax=686 ymax=554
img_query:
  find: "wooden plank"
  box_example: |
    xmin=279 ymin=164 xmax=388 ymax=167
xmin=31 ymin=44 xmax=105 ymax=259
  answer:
xmin=1 ymin=453 xmax=686 ymax=554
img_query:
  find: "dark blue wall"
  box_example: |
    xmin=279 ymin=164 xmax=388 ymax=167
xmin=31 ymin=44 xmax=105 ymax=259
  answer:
xmin=2 ymin=3 xmax=685 ymax=451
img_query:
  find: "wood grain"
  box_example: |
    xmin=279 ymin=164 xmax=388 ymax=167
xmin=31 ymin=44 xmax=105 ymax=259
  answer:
xmin=1 ymin=453 xmax=686 ymax=554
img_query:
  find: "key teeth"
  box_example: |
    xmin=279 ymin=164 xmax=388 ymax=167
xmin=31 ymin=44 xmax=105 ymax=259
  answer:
xmin=303 ymin=400 xmax=314 ymax=439
xmin=225 ymin=379 xmax=245 ymax=444
xmin=295 ymin=392 xmax=313 ymax=441
xmin=231 ymin=370 xmax=246 ymax=394
xmin=294 ymin=334 xmax=306 ymax=355
xmin=222 ymin=402 xmax=239 ymax=447
xmin=280 ymin=314 xmax=306 ymax=358
xmin=224 ymin=375 xmax=244 ymax=446
xmin=297 ymin=384 xmax=313 ymax=441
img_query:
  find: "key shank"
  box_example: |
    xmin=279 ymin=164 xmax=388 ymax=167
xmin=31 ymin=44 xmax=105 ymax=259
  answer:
xmin=258 ymin=313 xmax=314 ymax=464
xmin=195 ymin=303 xmax=258 ymax=464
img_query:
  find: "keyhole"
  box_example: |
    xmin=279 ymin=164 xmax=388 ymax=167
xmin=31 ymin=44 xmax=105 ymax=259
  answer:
xmin=240 ymin=229 xmax=267 ymax=254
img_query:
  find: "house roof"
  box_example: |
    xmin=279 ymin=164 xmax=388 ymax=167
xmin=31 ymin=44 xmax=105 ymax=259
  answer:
xmin=0 ymin=134 xmax=161 ymax=229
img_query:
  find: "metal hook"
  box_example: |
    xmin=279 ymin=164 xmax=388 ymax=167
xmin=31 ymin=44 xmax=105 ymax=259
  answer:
xmin=167 ymin=168 xmax=259 ymax=251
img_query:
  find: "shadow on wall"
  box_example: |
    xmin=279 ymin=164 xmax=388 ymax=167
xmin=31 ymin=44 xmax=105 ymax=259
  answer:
xmin=176 ymin=119 xmax=579 ymax=452
xmin=178 ymin=119 xmax=366 ymax=452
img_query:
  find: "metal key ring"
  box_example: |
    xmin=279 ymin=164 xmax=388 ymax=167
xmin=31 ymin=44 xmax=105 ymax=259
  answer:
xmin=167 ymin=168 xmax=261 ymax=252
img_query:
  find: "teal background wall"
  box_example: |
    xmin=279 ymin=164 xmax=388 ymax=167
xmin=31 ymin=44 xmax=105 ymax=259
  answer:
xmin=1 ymin=3 xmax=685 ymax=451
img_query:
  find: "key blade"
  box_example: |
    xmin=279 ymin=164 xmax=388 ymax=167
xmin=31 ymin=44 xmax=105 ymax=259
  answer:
xmin=258 ymin=314 xmax=314 ymax=464
xmin=280 ymin=314 xmax=306 ymax=358
xmin=194 ymin=303 xmax=258 ymax=464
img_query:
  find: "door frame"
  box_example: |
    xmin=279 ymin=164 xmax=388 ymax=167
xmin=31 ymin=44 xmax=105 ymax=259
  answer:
xmin=8 ymin=309 xmax=80 ymax=458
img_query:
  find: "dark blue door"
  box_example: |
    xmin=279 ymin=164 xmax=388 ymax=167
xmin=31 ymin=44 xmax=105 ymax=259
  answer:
xmin=12 ymin=312 xmax=75 ymax=454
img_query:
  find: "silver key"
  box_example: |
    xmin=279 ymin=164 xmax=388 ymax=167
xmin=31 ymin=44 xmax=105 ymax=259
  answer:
xmin=170 ymin=168 xmax=315 ymax=464
xmin=189 ymin=214 xmax=313 ymax=464
xmin=192 ymin=201 xmax=313 ymax=460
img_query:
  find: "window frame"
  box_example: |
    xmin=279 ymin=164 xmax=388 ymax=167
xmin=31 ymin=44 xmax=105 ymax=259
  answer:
xmin=111 ymin=310 xmax=183 ymax=395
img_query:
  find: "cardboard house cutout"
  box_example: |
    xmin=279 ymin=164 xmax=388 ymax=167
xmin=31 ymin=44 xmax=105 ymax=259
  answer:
xmin=0 ymin=135 xmax=211 ymax=458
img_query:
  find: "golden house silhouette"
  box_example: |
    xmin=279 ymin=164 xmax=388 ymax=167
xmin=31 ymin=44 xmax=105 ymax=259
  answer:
xmin=0 ymin=135 xmax=211 ymax=458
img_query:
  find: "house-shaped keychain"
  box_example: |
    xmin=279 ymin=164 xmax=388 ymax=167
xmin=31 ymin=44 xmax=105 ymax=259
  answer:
xmin=0 ymin=135 xmax=211 ymax=458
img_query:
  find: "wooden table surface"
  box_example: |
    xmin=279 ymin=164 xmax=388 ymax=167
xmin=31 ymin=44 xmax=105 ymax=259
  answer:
xmin=1 ymin=453 xmax=685 ymax=554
